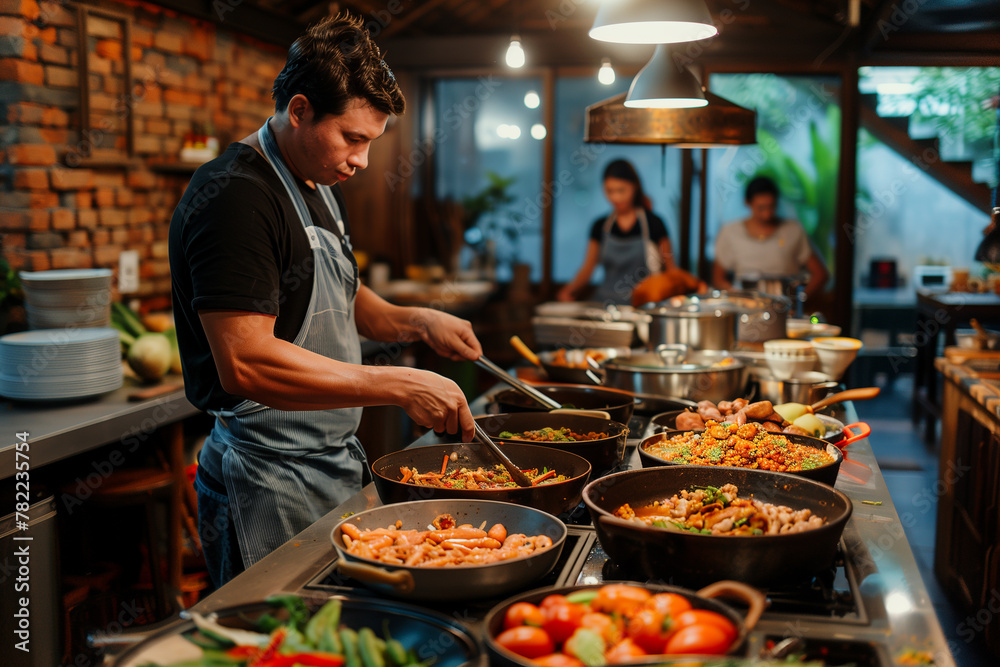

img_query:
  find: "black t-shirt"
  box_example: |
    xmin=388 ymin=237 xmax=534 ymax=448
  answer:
xmin=589 ymin=211 xmax=669 ymax=244
xmin=168 ymin=142 xmax=352 ymax=412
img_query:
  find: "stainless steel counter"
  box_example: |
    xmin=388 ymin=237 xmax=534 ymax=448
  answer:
xmin=193 ymin=392 xmax=957 ymax=666
xmin=0 ymin=373 xmax=198 ymax=480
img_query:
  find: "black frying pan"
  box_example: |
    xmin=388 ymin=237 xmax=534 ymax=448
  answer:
xmin=583 ymin=466 xmax=853 ymax=587
xmin=371 ymin=442 xmax=591 ymax=516
xmin=476 ymin=412 xmax=628 ymax=475
xmin=638 ymin=427 xmax=844 ymax=487
xmin=330 ymin=499 xmax=567 ymax=602
xmin=493 ymin=384 xmax=636 ymax=426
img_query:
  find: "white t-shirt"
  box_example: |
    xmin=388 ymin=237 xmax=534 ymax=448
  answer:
xmin=714 ymin=219 xmax=813 ymax=277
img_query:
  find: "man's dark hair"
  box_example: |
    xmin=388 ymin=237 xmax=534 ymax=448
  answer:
xmin=745 ymin=175 xmax=780 ymax=202
xmin=272 ymin=12 xmax=405 ymax=118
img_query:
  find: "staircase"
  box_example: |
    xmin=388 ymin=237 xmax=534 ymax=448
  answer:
xmin=859 ymin=92 xmax=994 ymax=211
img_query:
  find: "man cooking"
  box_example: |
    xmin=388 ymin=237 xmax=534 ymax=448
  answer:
xmin=168 ymin=13 xmax=482 ymax=588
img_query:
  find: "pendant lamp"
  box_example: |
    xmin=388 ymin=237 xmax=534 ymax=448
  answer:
xmin=625 ymin=45 xmax=706 ymax=109
xmin=589 ymin=0 xmax=718 ymax=44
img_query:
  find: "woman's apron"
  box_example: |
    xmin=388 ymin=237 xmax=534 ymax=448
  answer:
xmin=198 ymin=118 xmax=368 ymax=568
xmin=592 ymin=208 xmax=661 ymax=304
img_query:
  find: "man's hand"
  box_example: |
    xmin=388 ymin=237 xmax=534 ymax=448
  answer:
xmin=411 ymin=308 xmax=482 ymax=362
xmin=394 ymin=367 xmax=475 ymax=441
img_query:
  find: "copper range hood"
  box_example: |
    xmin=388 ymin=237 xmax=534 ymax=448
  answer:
xmin=584 ymin=91 xmax=756 ymax=147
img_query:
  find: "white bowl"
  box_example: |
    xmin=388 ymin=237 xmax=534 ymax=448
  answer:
xmin=765 ymin=354 xmax=817 ymax=380
xmin=811 ymin=337 xmax=862 ymax=379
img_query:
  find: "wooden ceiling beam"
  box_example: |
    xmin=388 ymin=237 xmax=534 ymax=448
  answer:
xmin=379 ymin=0 xmax=452 ymax=38
xmin=465 ymin=0 xmax=514 ymax=27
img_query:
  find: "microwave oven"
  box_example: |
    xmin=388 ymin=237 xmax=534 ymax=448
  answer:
xmin=912 ymin=265 xmax=952 ymax=292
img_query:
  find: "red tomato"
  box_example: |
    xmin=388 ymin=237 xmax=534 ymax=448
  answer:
xmin=626 ymin=608 xmax=675 ymax=655
xmin=605 ymin=638 xmax=648 ymax=664
xmin=580 ymin=612 xmax=622 ymax=645
xmin=539 ymin=595 xmax=570 ymax=612
xmin=592 ymin=584 xmax=653 ymax=617
xmin=663 ymin=624 xmax=732 ymax=655
xmin=541 ymin=600 xmax=587 ymax=644
xmin=644 ymin=593 xmax=693 ymax=619
xmin=532 ymin=654 xmax=585 ymax=667
xmin=505 ymin=602 xmax=546 ymax=630
xmin=496 ymin=626 xmax=555 ymax=659
xmin=672 ymin=609 xmax=738 ymax=642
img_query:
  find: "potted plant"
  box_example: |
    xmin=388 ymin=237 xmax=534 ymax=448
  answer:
xmin=461 ymin=172 xmax=532 ymax=284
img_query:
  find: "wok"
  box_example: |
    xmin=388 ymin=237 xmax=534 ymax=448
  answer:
xmin=475 ymin=412 xmax=628 ymax=475
xmin=645 ymin=410 xmax=872 ymax=449
xmin=535 ymin=346 xmax=625 ymax=384
xmin=583 ymin=466 xmax=853 ymax=586
xmin=330 ymin=499 xmax=567 ymax=602
xmin=483 ymin=580 xmax=765 ymax=667
xmin=493 ymin=383 xmax=636 ymax=426
xmin=371 ymin=442 xmax=592 ymax=516
xmin=109 ymin=594 xmax=480 ymax=667
xmin=638 ymin=427 xmax=844 ymax=487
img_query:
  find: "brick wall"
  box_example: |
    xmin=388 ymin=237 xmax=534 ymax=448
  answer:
xmin=0 ymin=0 xmax=286 ymax=300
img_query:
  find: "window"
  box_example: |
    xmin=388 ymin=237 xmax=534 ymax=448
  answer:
xmin=704 ymin=74 xmax=842 ymax=281
xmin=551 ymin=76 xmax=683 ymax=284
xmin=433 ymin=77 xmax=544 ymax=281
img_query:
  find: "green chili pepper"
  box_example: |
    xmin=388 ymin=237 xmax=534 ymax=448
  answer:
xmin=340 ymin=628 xmax=361 ymax=667
xmin=358 ymin=627 xmax=386 ymax=667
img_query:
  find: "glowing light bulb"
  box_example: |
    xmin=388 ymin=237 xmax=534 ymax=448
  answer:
xmin=507 ymin=125 xmax=521 ymax=139
xmin=523 ymin=91 xmax=540 ymax=109
xmin=505 ymin=36 xmax=525 ymax=69
xmin=530 ymin=124 xmax=546 ymax=140
xmin=598 ymin=58 xmax=615 ymax=85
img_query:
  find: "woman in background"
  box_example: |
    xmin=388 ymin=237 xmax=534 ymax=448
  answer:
xmin=558 ymin=159 xmax=677 ymax=305
xmin=712 ymin=175 xmax=828 ymax=300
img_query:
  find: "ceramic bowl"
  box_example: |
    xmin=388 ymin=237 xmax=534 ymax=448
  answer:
xmin=811 ymin=336 xmax=863 ymax=379
xmin=763 ymin=339 xmax=817 ymax=379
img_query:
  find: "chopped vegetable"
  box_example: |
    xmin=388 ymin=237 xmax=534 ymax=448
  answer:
xmin=563 ymin=628 xmax=605 ymax=667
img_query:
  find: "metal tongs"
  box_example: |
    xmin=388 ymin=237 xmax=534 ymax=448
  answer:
xmin=472 ymin=421 xmax=533 ymax=487
xmin=475 ymin=355 xmax=562 ymax=409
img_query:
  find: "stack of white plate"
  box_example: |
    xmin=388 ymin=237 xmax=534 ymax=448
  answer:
xmin=0 ymin=328 xmax=122 ymax=401
xmin=20 ymin=269 xmax=113 ymax=329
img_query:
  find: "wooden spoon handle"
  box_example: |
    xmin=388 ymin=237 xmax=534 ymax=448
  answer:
xmin=510 ymin=335 xmax=542 ymax=367
xmin=810 ymin=387 xmax=881 ymax=412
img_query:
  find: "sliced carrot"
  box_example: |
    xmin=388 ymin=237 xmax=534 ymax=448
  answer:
xmin=532 ymin=470 xmax=557 ymax=485
xmin=441 ymin=454 xmax=449 ymax=475
xmin=399 ymin=467 xmax=414 ymax=484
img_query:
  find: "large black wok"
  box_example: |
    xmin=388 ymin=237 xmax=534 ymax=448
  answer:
xmin=475 ymin=412 xmax=628 ymax=475
xmin=638 ymin=427 xmax=844 ymax=487
xmin=330 ymin=499 xmax=567 ymax=602
xmin=110 ymin=594 xmax=480 ymax=667
xmin=492 ymin=383 xmax=636 ymax=426
xmin=371 ymin=442 xmax=591 ymax=516
xmin=583 ymin=466 xmax=853 ymax=587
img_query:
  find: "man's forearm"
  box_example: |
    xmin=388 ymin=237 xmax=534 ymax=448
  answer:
xmin=224 ymin=335 xmax=407 ymax=411
xmin=354 ymin=285 xmax=428 ymax=343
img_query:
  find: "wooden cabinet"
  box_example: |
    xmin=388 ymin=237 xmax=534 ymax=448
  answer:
xmin=935 ymin=377 xmax=1000 ymax=655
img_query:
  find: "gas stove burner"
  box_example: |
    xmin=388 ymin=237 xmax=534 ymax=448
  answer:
xmin=595 ymin=542 xmax=864 ymax=623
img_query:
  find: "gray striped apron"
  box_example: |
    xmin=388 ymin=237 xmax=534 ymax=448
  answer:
xmin=199 ymin=118 xmax=367 ymax=568
xmin=592 ymin=208 xmax=661 ymax=304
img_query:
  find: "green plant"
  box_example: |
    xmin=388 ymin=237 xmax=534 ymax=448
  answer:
xmin=912 ymin=67 xmax=1000 ymax=150
xmin=461 ymin=171 xmax=529 ymax=266
xmin=0 ymin=257 xmax=22 ymax=309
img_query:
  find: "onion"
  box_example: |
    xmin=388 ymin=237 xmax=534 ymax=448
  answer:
xmin=127 ymin=333 xmax=173 ymax=381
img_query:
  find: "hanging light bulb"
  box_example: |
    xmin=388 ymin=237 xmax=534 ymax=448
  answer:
xmin=505 ymin=35 xmax=525 ymax=68
xmin=598 ymin=58 xmax=616 ymax=85
xmin=523 ymin=90 xmax=540 ymax=109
